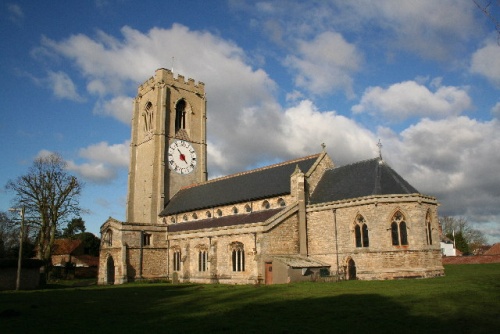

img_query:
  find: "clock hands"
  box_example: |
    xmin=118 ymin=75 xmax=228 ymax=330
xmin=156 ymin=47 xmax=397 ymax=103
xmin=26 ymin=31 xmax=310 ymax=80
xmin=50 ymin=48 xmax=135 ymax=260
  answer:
xmin=169 ymin=141 xmax=196 ymax=174
xmin=178 ymin=149 xmax=188 ymax=164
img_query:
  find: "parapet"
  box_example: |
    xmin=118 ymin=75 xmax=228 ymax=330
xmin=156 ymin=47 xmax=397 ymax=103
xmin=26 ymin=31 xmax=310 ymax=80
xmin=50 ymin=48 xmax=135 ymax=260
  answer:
xmin=137 ymin=68 xmax=205 ymax=96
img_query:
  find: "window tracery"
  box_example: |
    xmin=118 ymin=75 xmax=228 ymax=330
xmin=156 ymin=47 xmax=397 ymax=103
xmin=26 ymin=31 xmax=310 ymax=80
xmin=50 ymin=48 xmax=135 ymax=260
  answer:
xmin=391 ymin=211 xmax=409 ymax=246
xmin=230 ymin=242 xmax=245 ymax=272
xmin=354 ymin=214 xmax=369 ymax=248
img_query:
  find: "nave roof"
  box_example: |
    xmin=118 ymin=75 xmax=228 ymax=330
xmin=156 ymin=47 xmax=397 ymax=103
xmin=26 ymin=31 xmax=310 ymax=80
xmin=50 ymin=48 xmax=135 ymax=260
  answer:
xmin=160 ymin=154 xmax=320 ymax=216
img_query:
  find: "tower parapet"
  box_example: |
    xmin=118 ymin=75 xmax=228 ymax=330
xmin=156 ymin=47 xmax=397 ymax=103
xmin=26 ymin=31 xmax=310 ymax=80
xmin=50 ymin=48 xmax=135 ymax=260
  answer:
xmin=138 ymin=68 xmax=205 ymax=96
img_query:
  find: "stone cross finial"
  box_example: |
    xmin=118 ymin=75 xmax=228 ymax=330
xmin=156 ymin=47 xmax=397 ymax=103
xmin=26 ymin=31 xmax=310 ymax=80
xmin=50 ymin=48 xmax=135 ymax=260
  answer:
xmin=377 ymin=139 xmax=383 ymax=160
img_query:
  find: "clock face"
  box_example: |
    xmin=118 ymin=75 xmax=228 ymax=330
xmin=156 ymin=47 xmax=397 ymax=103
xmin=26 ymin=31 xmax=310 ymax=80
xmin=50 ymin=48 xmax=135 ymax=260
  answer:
xmin=168 ymin=140 xmax=197 ymax=175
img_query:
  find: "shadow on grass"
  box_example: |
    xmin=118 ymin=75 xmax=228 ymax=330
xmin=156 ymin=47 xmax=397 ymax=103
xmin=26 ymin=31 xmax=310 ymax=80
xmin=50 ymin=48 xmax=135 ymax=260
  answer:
xmin=140 ymin=289 xmax=474 ymax=333
xmin=1 ymin=279 xmax=499 ymax=333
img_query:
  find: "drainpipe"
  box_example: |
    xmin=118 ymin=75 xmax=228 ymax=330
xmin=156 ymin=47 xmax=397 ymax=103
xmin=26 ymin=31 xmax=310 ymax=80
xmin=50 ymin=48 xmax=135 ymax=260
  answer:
xmin=167 ymin=238 xmax=170 ymax=281
xmin=139 ymin=230 xmax=144 ymax=279
xmin=333 ymin=209 xmax=340 ymax=281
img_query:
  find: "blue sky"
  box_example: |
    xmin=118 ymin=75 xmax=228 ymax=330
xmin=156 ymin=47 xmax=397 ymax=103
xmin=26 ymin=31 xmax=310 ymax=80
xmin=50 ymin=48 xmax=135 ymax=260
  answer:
xmin=1 ymin=0 xmax=499 ymax=243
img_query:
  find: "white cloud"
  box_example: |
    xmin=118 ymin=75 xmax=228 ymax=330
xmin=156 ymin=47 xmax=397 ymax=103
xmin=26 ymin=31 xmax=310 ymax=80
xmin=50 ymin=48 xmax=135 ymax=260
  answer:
xmin=470 ymin=38 xmax=500 ymax=87
xmin=380 ymin=116 xmax=500 ymax=224
xmin=47 ymin=71 xmax=85 ymax=102
xmin=353 ymin=80 xmax=472 ymax=121
xmin=66 ymin=160 xmax=117 ymax=183
xmin=93 ymin=96 xmax=133 ymax=124
xmin=284 ymin=31 xmax=362 ymax=97
xmin=35 ymin=149 xmax=56 ymax=160
xmin=66 ymin=141 xmax=130 ymax=183
xmin=491 ymin=102 xmax=500 ymax=118
xmin=233 ymin=0 xmax=479 ymax=62
xmin=38 ymin=24 xmax=271 ymax=126
xmin=334 ymin=0 xmax=478 ymax=61
xmin=279 ymin=100 xmax=375 ymax=161
xmin=78 ymin=141 xmax=130 ymax=168
xmin=7 ymin=3 xmax=24 ymax=24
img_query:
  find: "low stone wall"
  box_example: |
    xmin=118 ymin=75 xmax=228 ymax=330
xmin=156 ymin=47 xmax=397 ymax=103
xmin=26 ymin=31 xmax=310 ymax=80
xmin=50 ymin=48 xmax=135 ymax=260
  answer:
xmin=0 ymin=259 xmax=44 ymax=290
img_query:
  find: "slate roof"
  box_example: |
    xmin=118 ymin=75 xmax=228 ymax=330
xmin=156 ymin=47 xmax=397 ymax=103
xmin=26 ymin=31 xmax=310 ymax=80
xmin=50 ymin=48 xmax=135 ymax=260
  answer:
xmin=309 ymin=157 xmax=419 ymax=204
xmin=160 ymin=154 xmax=320 ymax=216
xmin=168 ymin=208 xmax=282 ymax=233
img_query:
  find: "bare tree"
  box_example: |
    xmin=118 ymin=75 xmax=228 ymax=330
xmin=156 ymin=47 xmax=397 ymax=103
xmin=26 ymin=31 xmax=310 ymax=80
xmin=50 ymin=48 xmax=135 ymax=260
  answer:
xmin=5 ymin=153 xmax=83 ymax=264
xmin=439 ymin=216 xmax=487 ymax=253
xmin=473 ymin=0 xmax=500 ymax=43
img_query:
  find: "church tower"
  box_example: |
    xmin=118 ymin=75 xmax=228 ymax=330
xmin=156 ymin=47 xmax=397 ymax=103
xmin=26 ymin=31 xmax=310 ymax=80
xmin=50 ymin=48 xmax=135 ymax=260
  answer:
xmin=126 ymin=69 xmax=207 ymax=224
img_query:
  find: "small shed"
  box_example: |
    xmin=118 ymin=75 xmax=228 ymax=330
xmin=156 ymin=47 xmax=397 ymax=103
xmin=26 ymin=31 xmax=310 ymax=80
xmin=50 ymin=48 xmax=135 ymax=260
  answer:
xmin=267 ymin=255 xmax=330 ymax=284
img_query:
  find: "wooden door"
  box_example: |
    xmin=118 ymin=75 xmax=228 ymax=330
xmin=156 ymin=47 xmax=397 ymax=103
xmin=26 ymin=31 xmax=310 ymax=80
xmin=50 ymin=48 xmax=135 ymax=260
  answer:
xmin=265 ymin=262 xmax=273 ymax=284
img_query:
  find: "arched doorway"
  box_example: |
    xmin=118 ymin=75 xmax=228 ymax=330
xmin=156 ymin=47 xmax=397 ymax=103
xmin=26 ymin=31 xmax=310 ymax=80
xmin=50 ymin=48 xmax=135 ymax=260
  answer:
xmin=347 ymin=258 xmax=356 ymax=280
xmin=106 ymin=256 xmax=115 ymax=284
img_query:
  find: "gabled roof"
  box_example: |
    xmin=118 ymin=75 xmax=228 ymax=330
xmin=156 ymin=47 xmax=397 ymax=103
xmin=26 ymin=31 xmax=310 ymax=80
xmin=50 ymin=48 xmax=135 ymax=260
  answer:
xmin=168 ymin=208 xmax=282 ymax=233
xmin=160 ymin=154 xmax=320 ymax=216
xmin=484 ymin=243 xmax=500 ymax=255
xmin=52 ymin=239 xmax=83 ymax=255
xmin=309 ymin=158 xmax=419 ymax=204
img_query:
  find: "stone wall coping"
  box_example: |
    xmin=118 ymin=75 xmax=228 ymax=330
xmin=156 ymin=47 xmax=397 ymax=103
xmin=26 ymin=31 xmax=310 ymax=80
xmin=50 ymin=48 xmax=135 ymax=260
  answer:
xmin=307 ymin=193 xmax=437 ymax=212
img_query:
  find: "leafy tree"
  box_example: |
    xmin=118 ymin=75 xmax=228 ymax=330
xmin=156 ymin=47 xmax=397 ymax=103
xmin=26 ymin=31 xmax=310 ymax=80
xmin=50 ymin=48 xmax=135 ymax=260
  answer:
xmin=61 ymin=218 xmax=99 ymax=256
xmin=77 ymin=232 xmax=100 ymax=257
xmin=5 ymin=153 xmax=83 ymax=265
xmin=62 ymin=217 xmax=86 ymax=238
xmin=446 ymin=231 xmax=470 ymax=255
xmin=440 ymin=216 xmax=487 ymax=254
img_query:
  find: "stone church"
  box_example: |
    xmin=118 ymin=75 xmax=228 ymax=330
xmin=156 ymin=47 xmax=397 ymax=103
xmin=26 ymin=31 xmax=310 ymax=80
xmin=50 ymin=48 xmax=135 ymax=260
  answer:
xmin=98 ymin=68 xmax=444 ymax=285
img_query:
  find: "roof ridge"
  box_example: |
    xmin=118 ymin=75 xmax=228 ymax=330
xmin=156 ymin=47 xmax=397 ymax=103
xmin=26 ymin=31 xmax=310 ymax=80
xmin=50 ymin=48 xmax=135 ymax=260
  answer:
xmin=330 ymin=156 xmax=380 ymax=170
xmin=179 ymin=153 xmax=321 ymax=191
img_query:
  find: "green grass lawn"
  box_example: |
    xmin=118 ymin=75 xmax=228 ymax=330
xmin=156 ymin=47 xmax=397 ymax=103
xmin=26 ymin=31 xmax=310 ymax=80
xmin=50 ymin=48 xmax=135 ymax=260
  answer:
xmin=1 ymin=264 xmax=499 ymax=333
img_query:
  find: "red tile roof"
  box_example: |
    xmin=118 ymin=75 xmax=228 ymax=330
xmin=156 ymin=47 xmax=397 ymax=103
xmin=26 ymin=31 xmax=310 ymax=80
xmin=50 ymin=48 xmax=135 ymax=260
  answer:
xmin=484 ymin=243 xmax=500 ymax=255
xmin=52 ymin=239 xmax=82 ymax=255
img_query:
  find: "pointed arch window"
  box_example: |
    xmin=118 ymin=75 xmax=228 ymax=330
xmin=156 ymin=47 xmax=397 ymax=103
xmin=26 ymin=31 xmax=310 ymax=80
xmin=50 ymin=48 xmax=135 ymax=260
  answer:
xmin=175 ymin=99 xmax=186 ymax=132
xmin=198 ymin=249 xmax=208 ymax=272
xmin=278 ymin=198 xmax=286 ymax=207
xmin=103 ymin=230 xmax=113 ymax=247
xmin=425 ymin=211 xmax=433 ymax=245
xmin=231 ymin=242 xmax=245 ymax=272
xmin=245 ymin=204 xmax=252 ymax=212
xmin=391 ymin=211 xmax=409 ymax=246
xmin=143 ymin=101 xmax=153 ymax=132
xmin=262 ymin=200 xmax=270 ymax=209
xmin=232 ymin=206 xmax=238 ymax=214
xmin=173 ymin=249 xmax=181 ymax=271
xmin=354 ymin=215 xmax=369 ymax=248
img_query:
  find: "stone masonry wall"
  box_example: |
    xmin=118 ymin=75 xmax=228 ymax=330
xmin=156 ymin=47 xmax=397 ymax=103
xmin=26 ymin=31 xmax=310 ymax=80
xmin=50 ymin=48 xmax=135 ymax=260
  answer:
xmin=307 ymin=196 xmax=444 ymax=279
